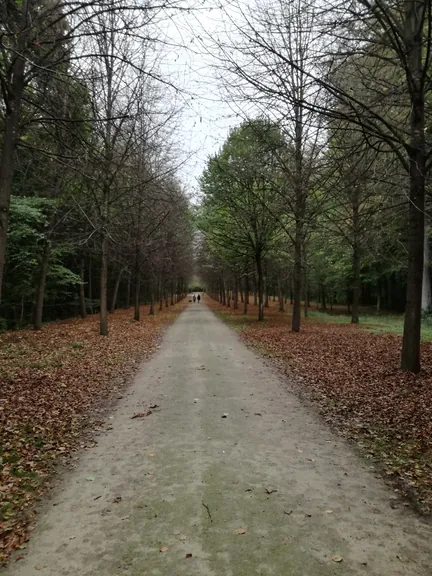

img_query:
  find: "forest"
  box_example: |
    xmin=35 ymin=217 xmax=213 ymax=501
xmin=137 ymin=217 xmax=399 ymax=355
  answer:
xmin=0 ymin=0 xmax=193 ymax=339
xmin=197 ymin=0 xmax=432 ymax=374
xmin=2 ymin=0 xmax=432 ymax=566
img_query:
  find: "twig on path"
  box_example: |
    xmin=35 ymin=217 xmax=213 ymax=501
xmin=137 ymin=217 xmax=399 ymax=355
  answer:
xmin=202 ymin=501 xmax=213 ymax=522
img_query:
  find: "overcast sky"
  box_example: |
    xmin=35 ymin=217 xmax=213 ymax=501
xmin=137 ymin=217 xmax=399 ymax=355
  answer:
xmin=159 ymin=3 xmax=237 ymax=201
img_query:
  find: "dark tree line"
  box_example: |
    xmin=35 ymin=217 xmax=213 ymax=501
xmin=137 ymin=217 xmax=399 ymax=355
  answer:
xmin=0 ymin=0 xmax=194 ymax=334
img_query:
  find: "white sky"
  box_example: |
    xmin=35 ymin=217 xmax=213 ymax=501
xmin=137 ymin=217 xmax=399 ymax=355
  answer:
xmin=158 ymin=3 xmax=237 ymax=201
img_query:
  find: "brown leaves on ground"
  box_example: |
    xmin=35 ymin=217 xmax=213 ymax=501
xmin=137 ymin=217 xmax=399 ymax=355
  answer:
xmin=207 ymin=297 xmax=432 ymax=514
xmin=0 ymin=302 xmax=186 ymax=564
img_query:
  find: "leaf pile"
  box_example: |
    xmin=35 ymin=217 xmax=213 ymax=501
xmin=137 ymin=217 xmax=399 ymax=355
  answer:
xmin=0 ymin=302 xmax=186 ymax=563
xmin=208 ymin=298 xmax=432 ymax=514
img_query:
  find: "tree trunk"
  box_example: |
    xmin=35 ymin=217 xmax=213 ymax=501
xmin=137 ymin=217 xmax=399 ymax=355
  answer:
xmin=149 ymin=277 xmax=155 ymax=315
xmin=34 ymin=241 xmax=51 ymax=330
xmin=134 ymin=269 xmax=141 ymax=321
xmin=253 ymin=276 xmax=258 ymax=306
xmin=278 ymin=277 xmax=284 ymax=312
xmin=126 ymin=272 xmax=131 ymax=308
xmin=0 ymin=54 xmax=26 ymax=307
xmin=19 ymin=295 xmax=25 ymax=328
xmin=88 ymin=255 xmax=93 ymax=314
xmin=171 ymin=282 xmax=174 ymax=306
xmin=233 ymin=277 xmax=239 ymax=309
xmin=401 ymin=148 xmax=425 ymax=371
xmin=322 ymin=286 xmax=327 ymax=310
xmin=110 ymin=267 xmax=124 ymax=313
xmin=159 ymin=280 xmax=164 ymax=311
xmin=99 ymin=235 xmax=108 ymax=336
xmin=256 ymin=254 xmax=264 ymax=321
xmin=303 ymin=244 xmax=308 ymax=319
xmin=421 ymin=225 xmax=431 ymax=311
xmin=401 ymin=16 xmax=425 ymax=373
xmin=79 ymin=251 xmax=87 ymax=319
xmin=351 ymin=190 xmax=361 ymax=324
xmin=292 ymin=225 xmax=302 ymax=332
xmin=244 ymin=274 xmax=249 ymax=314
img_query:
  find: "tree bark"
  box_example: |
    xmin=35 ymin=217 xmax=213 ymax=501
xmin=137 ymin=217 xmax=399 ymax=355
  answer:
xmin=88 ymin=255 xmax=93 ymax=314
xmin=278 ymin=277 xmax=284 ymax=312
xmin=292 ymin=225 xmax=302 ymax=331
xmin=256 ymin=254 xmax=264 ymax=321
xmin=134 ymin=268 xmax=141 ymax=321
xmin=34 ymin=241 xmax=51 ymax=330
xmin=351 ymin=189 xmax=361 ymax=324
xmin=79 ymin=251 xmax=87 ymax=319
xmin=149 ymin=277 xmax=155 ymax=315
xmin=0 ymin=52 xmax=26 ymax=306
xmin=126 ymin=272 xmax=131 ymax=309
xmin=99 ymin=235 xmax=108 ymax=336
xmin=321 ymin=286 xmax=327 ymax=310
xmin=234 ymin=277 xmax=239 ymax=309
xmin=264 ymin=275 xmax=269 ymax=308
xmin=159 ymin=279 xmax=164 ymax=311
xmin=421 ymin=224 xmax=431 ymax=311
xmin=244 ymin=274 xmax=249 ymax=314
xmin=110 ymin=267 xmax=125 ymax=313
xmin=401 ymin=3 xmax=425 ymax=372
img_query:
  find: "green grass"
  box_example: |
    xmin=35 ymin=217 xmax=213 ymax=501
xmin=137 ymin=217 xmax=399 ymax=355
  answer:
xmin=308 ymin=310 xmax=432 ymax=342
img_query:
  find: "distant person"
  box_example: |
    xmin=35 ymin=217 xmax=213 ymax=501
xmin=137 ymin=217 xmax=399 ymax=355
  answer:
xmin=193 ymin=295 xmax=196 ymax=303
xmin=197 ymin=294 xmax=201 ymax=303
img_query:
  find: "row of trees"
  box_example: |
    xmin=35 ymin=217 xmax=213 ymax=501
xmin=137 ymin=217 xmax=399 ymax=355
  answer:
xmin=0 ymin=1 xmax=194 ymax=334
xmin=196 ymin=0 xmax=432 ymax=373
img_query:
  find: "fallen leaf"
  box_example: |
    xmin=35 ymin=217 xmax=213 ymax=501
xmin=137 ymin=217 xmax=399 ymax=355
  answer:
xmin=284 ymin=510 xmax=293 ymax=515
xmin=86 ymin=476 xmax=95 ymax=482
xmin=221 ymin=413 xmax=229 ymax=418
xmin=254 ymin=412 xmax=262 ymax=416
xmin=325 ymin=510 xmax=333 ymax=514
xmin=185 ymin=553 xmax=193 ymax=558
xmin=265 ymin=488 xmax=277 ymax=495
xmin=235 ymin=528 xmax=246 ymax=535
xmin=332 ymin=555 xmax=343 ymax=563
xmin=131 ymin=411 xmax=152 ymax=419
xmin=113 ymin=496 xmax=122 ymax=504
xmin=148 ymin=404 xmax=159 ymax=409
xmin=160 ymin=546 xmax=169 ymax=553
xmin=148 ymin=453 xmax=156 ymax=457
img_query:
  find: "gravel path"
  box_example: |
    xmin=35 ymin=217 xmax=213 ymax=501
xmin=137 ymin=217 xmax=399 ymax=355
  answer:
xmin=6 ymin=303 xmax=432 ymax=575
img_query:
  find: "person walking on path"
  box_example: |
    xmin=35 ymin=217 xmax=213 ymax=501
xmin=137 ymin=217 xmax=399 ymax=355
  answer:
xmin=193 ymin=295 xmax=196 ymax=303
xmin=197 ymin=294 xmax=201 ymax=303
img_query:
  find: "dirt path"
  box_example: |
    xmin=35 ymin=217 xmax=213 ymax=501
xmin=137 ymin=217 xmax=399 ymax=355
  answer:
xmin=6 ymin=303 xmax=432 ymax=575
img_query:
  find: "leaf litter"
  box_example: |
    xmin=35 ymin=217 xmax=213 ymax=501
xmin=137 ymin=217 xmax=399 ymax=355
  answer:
xmin=0 ymin=302 xmax=186 ymax=564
